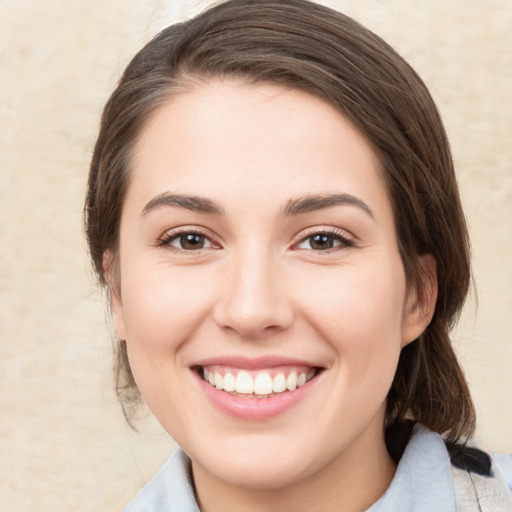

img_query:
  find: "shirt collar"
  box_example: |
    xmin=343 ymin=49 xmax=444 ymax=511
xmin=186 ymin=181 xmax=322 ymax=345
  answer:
xmin=367 ymin=424 xmax=456 ymax=511
xmin=125 ymin=424 xmax=456 ymax=511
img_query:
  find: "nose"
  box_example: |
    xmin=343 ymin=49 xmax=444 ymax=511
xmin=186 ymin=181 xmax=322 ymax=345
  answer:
xmin=213 ymin=248 xmax=294 ymax=339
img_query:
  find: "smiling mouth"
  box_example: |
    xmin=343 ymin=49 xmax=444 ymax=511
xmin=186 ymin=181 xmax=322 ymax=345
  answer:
xmin=195 ymin=365 xmax=321 ymax=398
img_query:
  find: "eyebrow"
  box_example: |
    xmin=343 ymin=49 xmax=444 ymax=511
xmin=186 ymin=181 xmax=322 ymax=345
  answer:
xmin=141 ymin=193 xmax=225 ymax=216
xmin=141 ymin=192 xmax=373 ymax=219
xmin=283 ymin=193 xmax=374 ymax=218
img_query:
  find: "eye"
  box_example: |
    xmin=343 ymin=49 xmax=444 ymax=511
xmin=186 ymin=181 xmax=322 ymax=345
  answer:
xmin=294 ymin=230 xmax=355 ymax=251
xmin=160 ymin=231 xmax=216 ymax=251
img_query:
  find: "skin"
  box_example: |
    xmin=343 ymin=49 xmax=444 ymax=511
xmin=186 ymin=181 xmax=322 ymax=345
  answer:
xmin=109 ymin=81 xmax=437 ymax=512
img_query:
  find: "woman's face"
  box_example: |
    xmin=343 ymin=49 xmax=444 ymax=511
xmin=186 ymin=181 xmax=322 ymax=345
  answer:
xmin=111 ymin=81 xmax=433 ymax=490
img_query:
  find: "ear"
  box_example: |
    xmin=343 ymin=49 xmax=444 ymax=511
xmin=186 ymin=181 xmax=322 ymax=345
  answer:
xmin=401 ymin=254 xmax=438 ymax=347
xmin=102 ymin=250 xmax=127 ymax=340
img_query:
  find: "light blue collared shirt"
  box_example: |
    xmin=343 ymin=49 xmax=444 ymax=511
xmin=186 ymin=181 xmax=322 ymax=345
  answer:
xmin=123 ymin=425 xmax=512 ymax=511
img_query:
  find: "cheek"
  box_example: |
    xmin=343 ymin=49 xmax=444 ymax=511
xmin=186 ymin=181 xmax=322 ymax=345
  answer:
xmin=119 ymin=261 xmax=217 ymax=355
xmin=298 ymin=263 xmax=406 ymax=375
xmin=118 ymin=263 xmax=218 ymax=422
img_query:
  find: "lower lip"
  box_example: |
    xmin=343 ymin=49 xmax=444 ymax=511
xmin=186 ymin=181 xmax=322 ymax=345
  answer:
xmin=193 ymin=371 xmax=318 ymax=421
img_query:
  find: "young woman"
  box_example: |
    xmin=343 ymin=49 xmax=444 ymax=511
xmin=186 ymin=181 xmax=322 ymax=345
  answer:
xmin=85 ymin=0 xmax=512 ymax=510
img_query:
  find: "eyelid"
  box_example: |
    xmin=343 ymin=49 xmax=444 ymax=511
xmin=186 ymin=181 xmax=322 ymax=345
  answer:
xmin=291 ymin=226 xmax=356 ymax=250
xmin=157 ymin=225 xmax=222 ymax=250
xmin=155 ymin=225 xmax=355 ymax=252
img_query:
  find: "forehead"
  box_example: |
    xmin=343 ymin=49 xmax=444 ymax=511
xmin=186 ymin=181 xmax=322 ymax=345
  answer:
xmin=128 ymin=80 xmax=390 ymax=218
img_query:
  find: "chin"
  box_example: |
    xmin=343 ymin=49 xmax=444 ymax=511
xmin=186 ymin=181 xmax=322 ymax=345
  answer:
xmin=188 ymin=429 xmax=338 ymax=491
xmin=196 ymin=450 xmax=313 ymax=490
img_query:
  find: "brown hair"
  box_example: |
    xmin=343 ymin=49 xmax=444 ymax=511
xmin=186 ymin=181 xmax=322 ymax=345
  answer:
xmin=85 ymin=0 xmax=475 ymax=446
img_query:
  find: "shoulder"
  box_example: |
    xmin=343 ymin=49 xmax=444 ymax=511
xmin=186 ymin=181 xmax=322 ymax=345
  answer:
xmin=446 ymin=435 xmax=512 ymax=492
xmin=369 ymin=425 xmax=458 ymax=511
xmin=123 ymin=449 xmax=200 ymax=512
xmin=448 ymin=440 xmax=512 ymax=510
xmin=369 ymin=424 xmax=512 ymax=511
xmin=493 ymin=452 xmax=512 ymax=491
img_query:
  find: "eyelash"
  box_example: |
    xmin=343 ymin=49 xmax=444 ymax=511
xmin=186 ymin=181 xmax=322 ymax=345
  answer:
xmin=293 ymin=228 xmax=355 ymax=252
xmin=158 ymin=228 xmax=219 ymax=252
xmin=157 ymin=227 xmax=356 ymax=253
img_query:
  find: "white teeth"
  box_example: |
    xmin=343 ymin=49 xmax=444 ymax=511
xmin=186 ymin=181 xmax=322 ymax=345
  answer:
xmin=214 ymin=372 xmax=223 ymax=389
xmin=254 ymin=373 xmax=273 ymax=395
xmin=203 ymin=368 xmax=316 ymax=395
xmin=272 ymin=373 xmax=287 ymax=393
xmin=223 ymin=372 xmax=236 ymax=392
xmin=235 ymin=370 xmax=254 ymax=394
xmin=286 ymin=372 xmax=298 ymax=391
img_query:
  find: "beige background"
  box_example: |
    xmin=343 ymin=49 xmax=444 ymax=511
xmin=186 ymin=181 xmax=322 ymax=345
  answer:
xmin=1 ymin=0 xmax=511 ymax=510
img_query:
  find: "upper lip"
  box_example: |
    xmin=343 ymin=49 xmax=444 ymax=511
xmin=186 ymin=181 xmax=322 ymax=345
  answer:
xmin=191 ymin=355 xmax=323 ymax=370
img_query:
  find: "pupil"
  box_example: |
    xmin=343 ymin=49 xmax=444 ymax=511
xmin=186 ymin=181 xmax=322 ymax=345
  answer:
xmin=182 ymin=234 xmax=204 ymax=249
xmin=311 ymin=234 xmax=333 ymax=250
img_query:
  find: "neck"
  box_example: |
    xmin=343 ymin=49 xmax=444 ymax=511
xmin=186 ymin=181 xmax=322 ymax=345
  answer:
xmin=191 ymin=422 xmax=396 ymax=512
